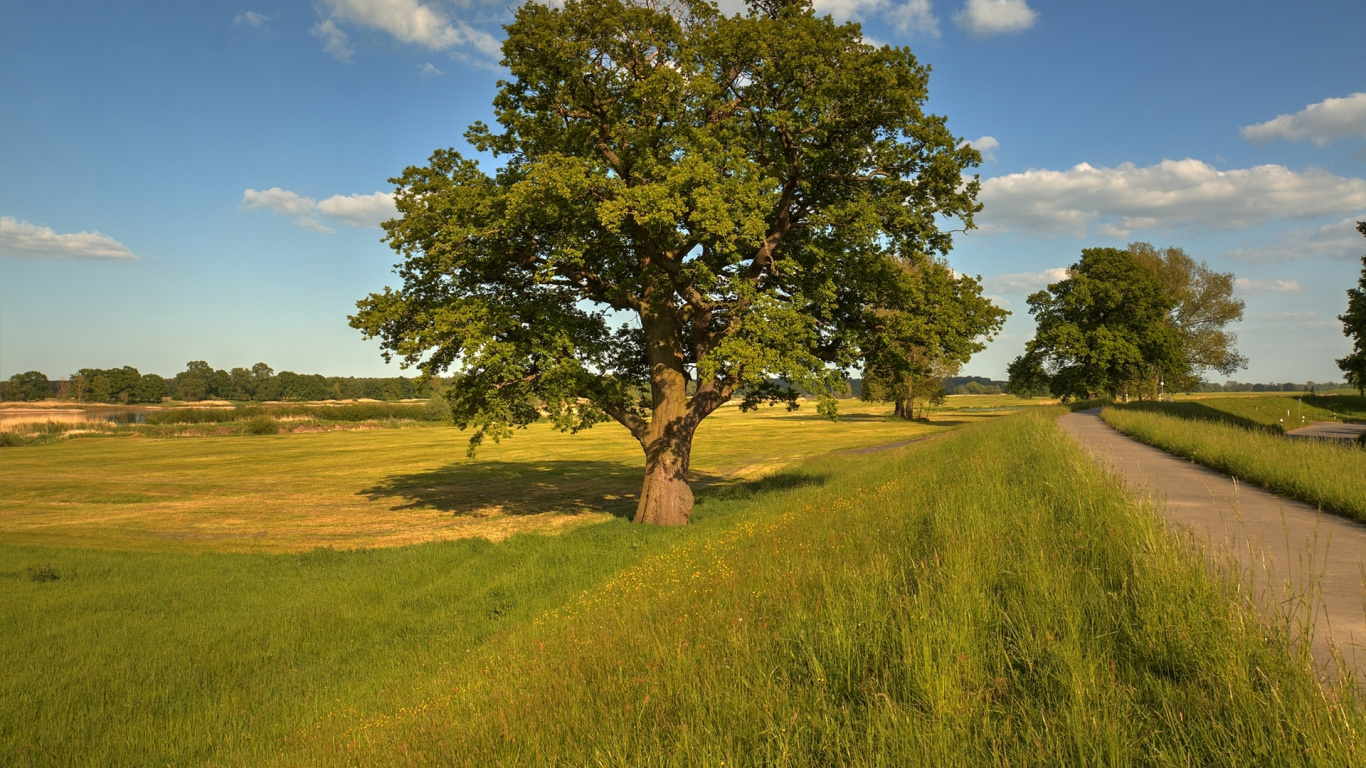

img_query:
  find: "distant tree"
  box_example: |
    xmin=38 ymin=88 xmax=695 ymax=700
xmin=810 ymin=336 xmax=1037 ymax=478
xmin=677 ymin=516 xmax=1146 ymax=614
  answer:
xmin=860 ymin=261 xmax=1007 ymax=419
xmin=134 ymin=374 xmax=168 ymax=403
xmin=1 ymin=371 xmax=50 ymax=401
xmin=1008 ymin=248 xmax=1182 ymax=401
xmin=351 ymin=0 xmax=991 ymax=525
xmin=1337 ymin=222 xmax=1366 ymax=395
xmin=173 ymin=361 xmax=214 ymax=402
xmin=1128 ymin=242 xmax=1246 ymax=390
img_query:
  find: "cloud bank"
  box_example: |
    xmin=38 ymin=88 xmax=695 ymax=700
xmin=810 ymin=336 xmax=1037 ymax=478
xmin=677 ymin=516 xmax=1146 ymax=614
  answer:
xmin=1241 ymin=92 xmax=1366 ymax=147
xmin=982 ymin=267 xmax=1068 ymax=295
xmin=977 ymin=159 xmax=1366 ymax=237
xmin=242 ymin=188 xmax=397 ymax=231
xmin=0 ymin=217 xmax=139 ymax=261
xmin=954 ymin=0 xmax=1037 ymax=36
xmin=1234 ymin=277 xmax=1304 ymax=295
xmin=1222 ymin=215 xmax=1366 ymax=264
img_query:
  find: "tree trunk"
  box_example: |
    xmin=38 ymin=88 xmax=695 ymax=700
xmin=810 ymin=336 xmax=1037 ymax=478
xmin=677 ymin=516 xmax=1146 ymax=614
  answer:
xmin=633 ymin=433 xmax=694 ymax=526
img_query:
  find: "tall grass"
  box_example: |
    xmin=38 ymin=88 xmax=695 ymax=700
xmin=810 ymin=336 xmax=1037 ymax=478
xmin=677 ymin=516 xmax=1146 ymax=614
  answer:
xmin=288 ymin=410 xmax=1364 ymax=766
xmin=1103 ymin=405 xmax=1366 ymax=522
xmin=5 ymin=411 xmax=1362 ymax=766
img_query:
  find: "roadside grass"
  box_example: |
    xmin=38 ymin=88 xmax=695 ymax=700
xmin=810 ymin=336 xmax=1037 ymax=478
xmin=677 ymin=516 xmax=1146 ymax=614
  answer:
xmin=1146 ymin=394 xmax=1366 ymax=432
xmin=1102 ymin=405 xmax=1366 ymax=522
xmin=0 ymin=400 xmax=958 ymax=552
xmin=4 ymin=410 xmax=1363 ymax=766
xmin=276 ymin=408 xmax=1365 ymax=766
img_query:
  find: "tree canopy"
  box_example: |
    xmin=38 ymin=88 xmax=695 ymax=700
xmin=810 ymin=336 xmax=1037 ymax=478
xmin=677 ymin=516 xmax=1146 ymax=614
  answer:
xmin=1007 ymin=247 xmax=1187 ymax=401
xmin=352 ymin=0 xmax=996 ymax=525
xmin=1338 ymin=222 xmax=1366 ymax=395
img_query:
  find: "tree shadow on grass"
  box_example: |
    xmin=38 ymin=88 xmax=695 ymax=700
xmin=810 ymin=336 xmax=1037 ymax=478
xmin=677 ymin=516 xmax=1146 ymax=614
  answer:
xmin=361 ymin=459 xmax=829 ymax=521
xmin=1118 ymin=401 xmax=1272 ymax=431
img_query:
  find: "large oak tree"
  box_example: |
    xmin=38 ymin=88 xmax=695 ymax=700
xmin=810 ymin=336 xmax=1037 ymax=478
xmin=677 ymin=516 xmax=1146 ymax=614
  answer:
xmin=352 ymin=0 xmax=991 ymax=525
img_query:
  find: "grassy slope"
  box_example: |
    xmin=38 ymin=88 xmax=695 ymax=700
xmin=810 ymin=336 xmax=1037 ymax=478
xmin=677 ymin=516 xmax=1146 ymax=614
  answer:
xmin=278 ymin=410 xmax=1364 ymax=767
xmin=0 ymin=401 xmax=954 ymax=552
xmin=1102 ymin=406 xmax=1366 ymax=522
xmin=1156 ymin=393 xmax=1366 ymax=432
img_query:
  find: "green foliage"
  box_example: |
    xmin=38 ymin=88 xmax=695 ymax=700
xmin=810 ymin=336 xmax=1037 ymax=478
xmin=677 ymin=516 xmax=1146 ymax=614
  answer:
xmin=1103 ymin=404 xmax=1366 ymax=521
xmin=1129 ymin=242 xmax=1247 ymax=388
xmin=1 ymin=371 xmax=50 ymax=402
xmin=350 ymin=0 xmax=991 ymax=480
xmin=245 ymin=416 xmax=280 ymax=435
xmin=1008 ymin=247 xmax=1184 ymax=400
xmin=861 ymin=262 xmax=1007 ymax=418
xmin=1337 ymin=223 xmax=1366 ymax=395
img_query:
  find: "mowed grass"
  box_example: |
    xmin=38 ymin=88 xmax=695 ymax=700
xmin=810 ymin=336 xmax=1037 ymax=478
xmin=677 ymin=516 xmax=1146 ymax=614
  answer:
xmin=6 ymin=411 xmax=1362 ymax=766
xmin=1157 ymin=393 xmax=1366 ymax=432
xmin=0 ymin=400 xmax=957 ymax=552
xmin=1102 ymin=405 xmax=1366 ymax=522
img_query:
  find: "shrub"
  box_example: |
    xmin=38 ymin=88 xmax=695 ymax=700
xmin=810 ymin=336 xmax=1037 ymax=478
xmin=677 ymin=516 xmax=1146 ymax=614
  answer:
xmin=245 ymin=416 xmax=280 ymax=435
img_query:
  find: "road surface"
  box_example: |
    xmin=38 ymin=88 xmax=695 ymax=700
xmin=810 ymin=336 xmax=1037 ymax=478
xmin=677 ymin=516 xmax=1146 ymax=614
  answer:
xmin=1059 ymin=408 xmax=1366 ymax=683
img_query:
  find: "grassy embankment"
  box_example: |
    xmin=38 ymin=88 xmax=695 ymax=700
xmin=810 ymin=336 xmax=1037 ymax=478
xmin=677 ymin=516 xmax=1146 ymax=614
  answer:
xmin=5 ymin=410 xmax=1364 ymax=765
xmin=1150 ymin=393 xmax=1366 ymax=433
xmin=1102 ymin=403 xmax=1366 ymax=523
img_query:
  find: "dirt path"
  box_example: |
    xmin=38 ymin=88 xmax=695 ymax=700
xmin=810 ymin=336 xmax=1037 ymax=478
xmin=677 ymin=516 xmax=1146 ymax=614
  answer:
xmin=1059 ymin=408 xmax=1366 ymax=683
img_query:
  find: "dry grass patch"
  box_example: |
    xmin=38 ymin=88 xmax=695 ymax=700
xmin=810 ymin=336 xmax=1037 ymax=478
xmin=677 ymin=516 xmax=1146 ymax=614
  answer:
xmin=0 ymin=400 xmax=966 ymax=553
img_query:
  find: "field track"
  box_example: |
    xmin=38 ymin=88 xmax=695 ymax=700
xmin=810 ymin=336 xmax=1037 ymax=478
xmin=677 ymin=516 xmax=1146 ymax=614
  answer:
xmin=1060 ymin=408 xmax=1366 ymax=682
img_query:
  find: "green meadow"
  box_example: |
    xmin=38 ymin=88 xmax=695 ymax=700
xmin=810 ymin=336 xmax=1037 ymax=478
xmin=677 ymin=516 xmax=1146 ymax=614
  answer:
xmin=1101 ymin=404 xmax=1366 ymax=522
xmin=4 ymin=405 xmax=1365 ymax=766
xmin=2 ymin=404 xmax=1355 ymax=759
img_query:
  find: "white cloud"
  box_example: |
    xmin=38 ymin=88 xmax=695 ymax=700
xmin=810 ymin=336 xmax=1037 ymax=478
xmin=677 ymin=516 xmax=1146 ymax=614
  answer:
xmin=312 ymin=18 xmax=354 ymax=63
xmin=315 ymin=0 xmax=500 ymax=61
xmin=1234 ymin=277 xmax=1304 ymax=295
xmin=419 ymin=62 xmax=443 ymax=78
xmin=315 ymin=192 xmax=398 ymax=227
xmin=966 ymin=135 xmax=998 ymax=162
xmin=978 ymin=159 xmax=1366 ymax=236
xmin=890 ymin=0 xmax=941 ymax=38
xmin=1223 ymin=215 xmax=1366 ymax=263
xmin=982 ymin=267 xmax=1069 ymax=295
xmin=1241 ymin=92 xmax=1366 ymax=147
xmin=954 ymin=0 xmax=1036 ymax=37
xmin=234 ymin=11 xmax=275 ymax=28
xmin=810 ymin=0 xmax=939 ymax=38
xmin=242 ymin=188 xmax=396 ymax=231
xmin=0 ymin=217 xmax=139 ymax=261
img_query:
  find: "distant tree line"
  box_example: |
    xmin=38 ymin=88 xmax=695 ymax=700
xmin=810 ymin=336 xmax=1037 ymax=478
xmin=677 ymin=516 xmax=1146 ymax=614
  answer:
xmin=0 ymin=362 xmax=440 ymax=403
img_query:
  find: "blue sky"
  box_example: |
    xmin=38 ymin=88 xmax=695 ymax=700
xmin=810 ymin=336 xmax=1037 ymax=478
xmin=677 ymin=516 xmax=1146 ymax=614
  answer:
xmin=2 ymin=0 xmax=1364 ymax=383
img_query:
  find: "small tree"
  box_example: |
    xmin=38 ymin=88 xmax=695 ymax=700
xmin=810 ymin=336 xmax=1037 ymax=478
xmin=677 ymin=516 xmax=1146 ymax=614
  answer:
xmin=1338 ymin=222 xmax=1366 ymax=395
xmin=352 ymin=0 xmax=992 ymax=525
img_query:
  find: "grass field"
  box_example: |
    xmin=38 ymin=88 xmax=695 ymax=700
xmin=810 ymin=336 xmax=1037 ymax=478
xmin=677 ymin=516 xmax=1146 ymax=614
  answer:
xmin=1151 ymin=393 xmax=1366 ymax=432
xmin=1102 ymin=405 xmax=1366 ymax=522
xmin=4 ymin=409 xmax=1364 ymax=766
xmin=0 ymin=400 xmax=986 ymax=552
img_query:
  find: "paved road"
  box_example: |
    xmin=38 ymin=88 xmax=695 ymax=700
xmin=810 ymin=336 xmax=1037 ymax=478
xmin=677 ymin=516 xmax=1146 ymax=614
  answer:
xmin=1059 ymin=408 xmax=1366 ymax=683
xmin=1287 ymin=421 xmax=1366 ymax=442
